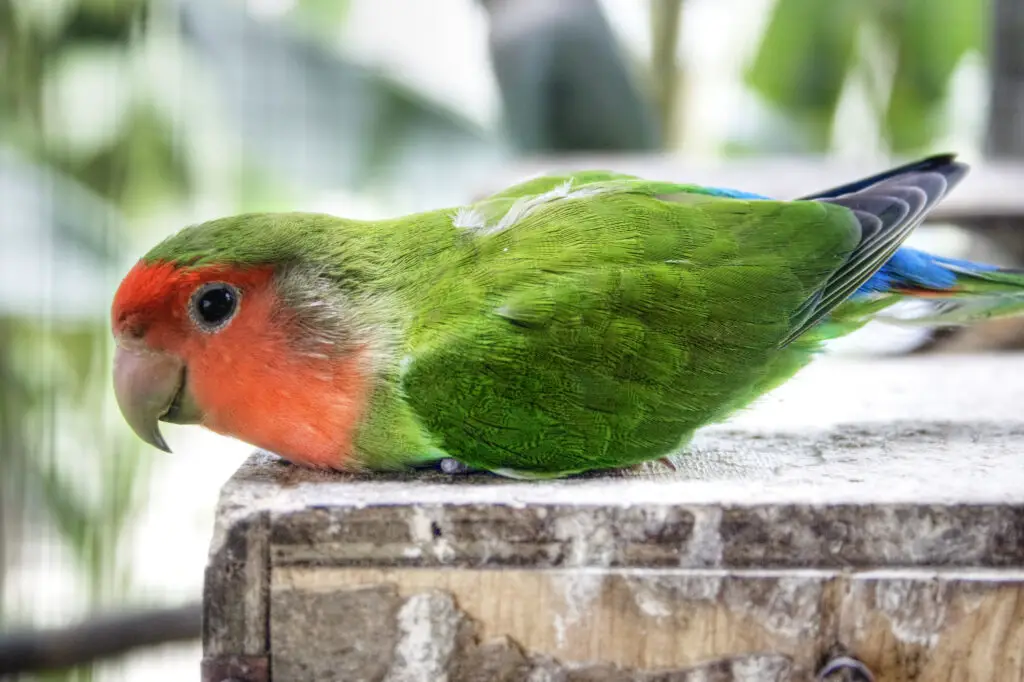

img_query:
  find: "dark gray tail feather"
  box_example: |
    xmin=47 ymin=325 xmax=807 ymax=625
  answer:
xmin=781 ymin=154 xmax=970 ymax=346
xmin=797 ymin=153 xmax=968 ymax=201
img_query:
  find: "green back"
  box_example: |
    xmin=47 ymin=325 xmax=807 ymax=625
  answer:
xmin=395 ymin=176 xmax=860 ymax=476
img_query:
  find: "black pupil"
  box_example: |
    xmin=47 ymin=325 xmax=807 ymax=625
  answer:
xmin=198 ymin=286 xmax=235 ymax=325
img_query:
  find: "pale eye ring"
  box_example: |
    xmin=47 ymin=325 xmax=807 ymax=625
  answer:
xmin=189 ymin=282 xmax=240 ymax=332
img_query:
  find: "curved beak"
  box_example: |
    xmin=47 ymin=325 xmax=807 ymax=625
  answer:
xmin=113 ymin=345 xmax=204 ymax=453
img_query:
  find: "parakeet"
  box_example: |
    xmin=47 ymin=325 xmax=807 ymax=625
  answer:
xmin=111 ymin=154 xmax=1024 ymax=478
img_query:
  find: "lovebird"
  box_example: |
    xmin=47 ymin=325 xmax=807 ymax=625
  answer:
xmin=111 ymin=154 xmax=1024 ymax=478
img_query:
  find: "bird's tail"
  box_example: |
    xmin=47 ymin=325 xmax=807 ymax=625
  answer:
xmin=874 ymin=253 xmax=1024 ymax=327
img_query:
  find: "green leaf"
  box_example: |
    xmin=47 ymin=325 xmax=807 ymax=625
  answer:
xmin=746 ymin=0 xmax=865 ymax=151
xmin=882 ymin=0 xmax=987 ymax=152
xmin=293 ymin=0 xmax=351 ymax=43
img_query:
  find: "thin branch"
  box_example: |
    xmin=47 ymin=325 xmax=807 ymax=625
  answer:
xmin=0 ymin=601 xmax=201 ymax=675
xmin=650 ymin=0 xmax=684 ymax=147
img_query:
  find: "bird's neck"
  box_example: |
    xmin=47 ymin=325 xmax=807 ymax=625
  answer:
xmin=348 ymin=208 xmax=472 ymax=296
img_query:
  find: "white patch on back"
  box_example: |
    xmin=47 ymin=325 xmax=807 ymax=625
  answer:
xmin=452 ymin=179 xmax=612 ymax=236
xmin=452 ymin=206 xmax=487 ymax=230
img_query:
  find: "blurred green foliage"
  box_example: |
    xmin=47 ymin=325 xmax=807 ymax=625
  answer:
xmin=0 ymin=0 xmax=191 ymax=214
xmin=650 ymin=0 xmax=684 ymax=147
xmin=747 ymin=0 xmax=987 ymax=153
xmin=1 ymin=4 xmax=168 ymax=665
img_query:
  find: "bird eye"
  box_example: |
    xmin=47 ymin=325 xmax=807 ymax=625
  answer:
xmin=190 ymin=282 xmax=239 ymax=332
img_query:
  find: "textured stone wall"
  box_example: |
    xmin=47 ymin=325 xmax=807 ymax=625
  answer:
xmin=202 ymin=357 xmax=1024 ymax=681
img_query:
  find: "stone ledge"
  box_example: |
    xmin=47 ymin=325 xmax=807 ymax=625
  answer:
xmin=203 ymin=355 xmax=1024 ymax=681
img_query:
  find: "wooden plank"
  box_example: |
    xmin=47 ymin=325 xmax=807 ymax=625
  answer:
xmin=266 ymin=567 xmax=1024 ymax=682
xmin=840 ymin=571 xmax=1024 ymax=682
xmin=271 ymin=567 xmax=832 ymax=680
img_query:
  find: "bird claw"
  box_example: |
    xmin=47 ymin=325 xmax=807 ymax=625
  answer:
xmin=439 ymin=458 xmax=479 ymax=475
xmin=658 ymin=456 xmax=679 ymax=471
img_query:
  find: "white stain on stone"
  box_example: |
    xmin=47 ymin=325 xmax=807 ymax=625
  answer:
xmin=730 ymin=654 xmax=793 ymax=681
xmin=553 ymin=510 xmax=616 ymax=566
xmin=679 ymin=506 xmax=724 ymax=567
xmin=408 ymin=506 xmax=433 ymax=542
xmin=726 ymin=576 xmax=820 ymax=640
xmin=623 ymin=569 xmax=830 ymax=642
xmin=871 ymin=578 xmax=947 ymax=648
xmin=623 ymin=572 xmax=723 ymax=626
xmin=384 ymin=592 xmax=462 ymax=682
xmin=631 ymin=584 xmax=673 ymax=619
xmin=525 ymin=660 xmax=564 ymax=682
xmin=551 ymin=572 xmax=604 ymax=649
xmin=549 ymin=510 xmax=614 ymax=647
xmin=407 ymin=507 xmax=455 ymax=563
xmin=679 ymin=574 xmax=726 ymax=602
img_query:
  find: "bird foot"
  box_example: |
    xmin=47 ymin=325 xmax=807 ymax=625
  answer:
xmin=438 ymin=458 xmax=481 ymax=475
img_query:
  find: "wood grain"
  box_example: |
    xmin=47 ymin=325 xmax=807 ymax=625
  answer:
xmin=269 ymin=567 xmax=1024 ymax=681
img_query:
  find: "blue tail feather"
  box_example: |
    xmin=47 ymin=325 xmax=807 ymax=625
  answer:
xmin=857 ymin=248 xmax=1003 ymax=296
xmin=853 ymin=247 xmax=1024 ymax=327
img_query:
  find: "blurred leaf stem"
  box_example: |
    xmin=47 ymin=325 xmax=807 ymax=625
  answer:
xmin=650 ymin=0 xmax=684 ymax=147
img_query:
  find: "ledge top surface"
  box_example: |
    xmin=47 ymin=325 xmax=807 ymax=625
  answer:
xmin=217 ymin=355 xmax=1024 ymax=512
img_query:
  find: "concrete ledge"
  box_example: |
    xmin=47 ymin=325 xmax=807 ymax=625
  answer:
xmin=202 ymin=355 xmax=1024 ymax=682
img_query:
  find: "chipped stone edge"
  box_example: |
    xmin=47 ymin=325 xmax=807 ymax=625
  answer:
xmin=265 ymin=501 xmax=1024 ymax=570
xmin=203 ymin=469 xmax=273 ymax=662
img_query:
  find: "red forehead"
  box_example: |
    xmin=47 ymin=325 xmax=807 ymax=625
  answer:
xmin=111 ymin=260 xmax=273 ymax=334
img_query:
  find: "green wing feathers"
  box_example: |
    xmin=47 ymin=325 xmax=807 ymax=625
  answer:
xmin=400 ymin=181 xmax=861 ymax=476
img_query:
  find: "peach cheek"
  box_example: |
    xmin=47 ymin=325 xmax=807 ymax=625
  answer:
xmin=177 ymin=286 xmax=369 ymax=469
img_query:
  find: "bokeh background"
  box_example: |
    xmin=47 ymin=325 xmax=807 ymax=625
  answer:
xmin=1 ymin=0 xmax=1018 ymax=679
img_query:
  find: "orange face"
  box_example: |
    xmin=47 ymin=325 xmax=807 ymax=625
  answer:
xmin=110 ymin=261 xmax=368 ymax=468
